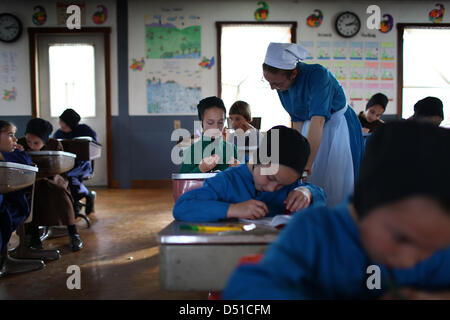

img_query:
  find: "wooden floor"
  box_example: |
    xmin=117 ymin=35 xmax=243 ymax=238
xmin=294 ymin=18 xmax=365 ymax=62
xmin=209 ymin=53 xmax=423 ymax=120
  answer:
xmin=0 ymin=188 xmax=207 ymax=300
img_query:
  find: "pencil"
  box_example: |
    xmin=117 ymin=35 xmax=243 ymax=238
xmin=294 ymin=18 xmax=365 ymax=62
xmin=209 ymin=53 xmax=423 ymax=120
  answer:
xmin=179 ymin=224 xmax=244 ymax=232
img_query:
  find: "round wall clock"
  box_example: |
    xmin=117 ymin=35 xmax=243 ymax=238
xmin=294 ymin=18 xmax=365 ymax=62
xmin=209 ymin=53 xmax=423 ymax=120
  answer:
xmin=0 ymin=13 xmax=23 ymax=43
xmin=335 ymin=11 xmax=361 ymax=38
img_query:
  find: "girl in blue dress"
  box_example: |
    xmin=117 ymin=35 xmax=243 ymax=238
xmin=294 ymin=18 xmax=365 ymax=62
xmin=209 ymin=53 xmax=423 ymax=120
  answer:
xmin=263 ymin=43 xmax=364 ymax=206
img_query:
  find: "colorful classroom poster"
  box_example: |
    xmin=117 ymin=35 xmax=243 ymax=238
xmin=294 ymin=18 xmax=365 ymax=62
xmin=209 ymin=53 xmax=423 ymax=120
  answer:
xmin=144 ymin=10 xmax=202 ymax=114
xmin=145 ymin=13 xmax=201 ymax=59
xmin=0 ymin=51 xmax=18 ymax=101
xmin=317 ymin=41 xmax=331 ymax=60
xmin=146 ymin=60 xmax=201 ymax=114
xmin=333 ymin=41 xmax=347 ymax=60
xmin=332 ymin=62 xmax=347 ymax=80
xmin=350 ymin=42 xmax=363 ymax=60
xmin=350 ymin=62 xmax=364 ymax=80
xmin=301 ymin=41 xmax=315 ymax=60
xmin=365 ymin=61 xmax=379 ymax=80
xmin=381 ymin=42 xmax=395 ymax=60
xmin=381 ymin=62 xmax=395 ymax=81
xmin=365 ymin=42 xmax=379 ymax=60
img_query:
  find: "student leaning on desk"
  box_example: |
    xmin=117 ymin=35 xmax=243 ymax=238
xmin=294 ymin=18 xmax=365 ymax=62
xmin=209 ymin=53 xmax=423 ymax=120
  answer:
xmin=173 ymin=125 xmax=326 ymax=222
xmin=223 ymin=121 xmax=450 ymax=300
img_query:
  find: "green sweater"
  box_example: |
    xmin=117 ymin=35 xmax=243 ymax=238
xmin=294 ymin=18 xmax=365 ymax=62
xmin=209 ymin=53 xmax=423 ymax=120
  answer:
xmin=180 ymin=136 xmax=238 ymax=173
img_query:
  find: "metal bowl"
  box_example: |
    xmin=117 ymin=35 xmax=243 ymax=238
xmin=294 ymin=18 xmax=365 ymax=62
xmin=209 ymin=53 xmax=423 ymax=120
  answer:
xmin=27 ymin=151 xmax=76 ymax=179
xmin=0 ymin=162 xmax=38 ymax=193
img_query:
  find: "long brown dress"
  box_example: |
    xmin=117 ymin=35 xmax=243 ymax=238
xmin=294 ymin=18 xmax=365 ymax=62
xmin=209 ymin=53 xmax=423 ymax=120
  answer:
xmin=17 ymin=137 xmax=76 ymax=227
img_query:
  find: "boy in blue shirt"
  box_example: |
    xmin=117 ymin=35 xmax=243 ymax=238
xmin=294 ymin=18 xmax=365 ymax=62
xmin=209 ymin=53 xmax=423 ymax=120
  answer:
xmin=223 ymin=121 xmax=450 ymax=299
xmin=173 ymin=126 xmax=326 ymax=222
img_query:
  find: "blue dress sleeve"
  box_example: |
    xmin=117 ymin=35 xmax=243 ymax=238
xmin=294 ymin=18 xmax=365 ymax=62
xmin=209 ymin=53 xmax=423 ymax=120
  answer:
xmin=223 ymin=209 xmax=323 ymax=299
xmin=307 ymin=67 xmax=333 ymax=121
xmin=172 ymin=175 xmax=231 ymax=222
xmin=2 ymin=150 xmax=32 ymax=165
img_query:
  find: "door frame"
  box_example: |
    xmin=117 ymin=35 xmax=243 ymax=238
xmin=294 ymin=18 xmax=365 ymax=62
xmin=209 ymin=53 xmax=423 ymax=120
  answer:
xmin=396 ymin=23 xmax=450 ymax=118
xmin=28 ymin=27 xmax=113 ymax=187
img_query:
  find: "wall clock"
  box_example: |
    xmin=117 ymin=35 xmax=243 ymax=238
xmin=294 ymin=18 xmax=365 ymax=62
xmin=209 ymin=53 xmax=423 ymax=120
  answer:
xmin=0 ymin=13 xmax=23 ymax=43
xmin=335 ymin=11 xmax=361 ymax=38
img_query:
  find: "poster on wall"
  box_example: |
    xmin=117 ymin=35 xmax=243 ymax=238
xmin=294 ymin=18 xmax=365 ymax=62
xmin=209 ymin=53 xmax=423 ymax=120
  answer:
xmin=144 ymin=11 xmax=202 ymax=115
xmin=0 ymin=51 xmax=18 ymax=102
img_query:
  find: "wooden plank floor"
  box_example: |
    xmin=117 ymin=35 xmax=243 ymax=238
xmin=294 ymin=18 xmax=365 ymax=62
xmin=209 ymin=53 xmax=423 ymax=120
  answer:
xmin=0 ymin=188 xmax=208 ymax=300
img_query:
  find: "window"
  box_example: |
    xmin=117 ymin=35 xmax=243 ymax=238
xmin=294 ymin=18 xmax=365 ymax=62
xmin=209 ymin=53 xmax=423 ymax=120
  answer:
xmin=218 ymin=23 xmax=296 ymax=131
xmin=402 ymin=28 xmax=450 ymax=127
xmin=48 ymin=44 xmax=96 ymax=118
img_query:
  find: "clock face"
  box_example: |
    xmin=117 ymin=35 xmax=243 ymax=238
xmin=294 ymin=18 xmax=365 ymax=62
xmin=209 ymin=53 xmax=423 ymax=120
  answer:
xmin=335 ymin=12 xmax=361 ymax=38
xmin=0 ymin=13 xmax=23 ymax=43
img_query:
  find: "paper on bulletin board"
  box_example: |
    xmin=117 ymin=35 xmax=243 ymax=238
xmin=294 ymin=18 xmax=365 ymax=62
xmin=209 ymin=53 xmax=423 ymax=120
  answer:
xmin=146 ymin=57 xmax=201 ymax=115
xmin=364 ymin=42 xmax=379 ymax=60
xmin=144 ymin=10 xmax=202 ymax=115
xmin=145 ymin=13 xmax=201 ymax=59
xmin=301 ymin=41 xmax=315 ymax=60
xmin=350 ymin=42 xmax=363 ymax=60
xmin=0 ymin=51 xmax=18 ymax=101
xmin=316 ymin=41 xmax=331 ymax=60
xmin=381 ymin=42 xmax=395 ymax=60
xmin=333 ymin=41 xmax=347 ymax=60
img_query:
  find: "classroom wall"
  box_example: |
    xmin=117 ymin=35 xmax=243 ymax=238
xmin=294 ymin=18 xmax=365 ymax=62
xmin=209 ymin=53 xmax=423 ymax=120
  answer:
xmin=0 ymin=0 xmax=119 ymax=119
xmin=125 ymin=0 xmax=449 ymax=183
xmin=1 ymin=0 xmax=448 ymax=186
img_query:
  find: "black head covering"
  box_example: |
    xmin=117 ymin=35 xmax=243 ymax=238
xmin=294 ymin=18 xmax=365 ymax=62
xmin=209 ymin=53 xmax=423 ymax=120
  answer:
xmin=59 ymin=108 xmax=81 ymax=130
xmin=257 ymin=125 xmax=310 ymax=175
xmin=25 ymin=118 xmax=53 ymax=144
xmin=353 ymin=121 xmax=450 ymax=218
xmin=413 ymin=96 xmax=444 ymax=119
xmin=197 ymin=96 xmax=226 ymax=121
xmin=366 ymin=93 xmax=389 ymax=111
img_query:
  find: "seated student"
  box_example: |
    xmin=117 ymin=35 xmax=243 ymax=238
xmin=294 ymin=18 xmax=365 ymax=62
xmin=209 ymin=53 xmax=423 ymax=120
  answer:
xmin=0 ymin=121 xmax=42 ymax=277
xmin=17 ymin=118 xmax=83 ymax=252
xmin=223 ymin=121 xmax=450 ymax=300
xmin=227 ymin=100 xmax=263 ymax=156
xmin=53 ymin=108 xmax=97 ymax=215
xmin=358 ymin=93 xmax=388 ymax=134
xmin=180 ymin=97 xmax=240 ymax=173
xmin=410 ymin=96 xmax=444 ymax=126
xmin=174 ymin=126 xmax=326 ymax=222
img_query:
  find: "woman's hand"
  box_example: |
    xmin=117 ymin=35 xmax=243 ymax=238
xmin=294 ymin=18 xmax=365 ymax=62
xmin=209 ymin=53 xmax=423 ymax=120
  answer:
xmin=362 ymin=127 xmax=370 ymax=134
xmin=227 ymin=199 xmax=269 ymax=219
xmin=284 ymin=187 xmax=311 ymax=213
xmin=199 ymin=154 xmax=220 ymax=173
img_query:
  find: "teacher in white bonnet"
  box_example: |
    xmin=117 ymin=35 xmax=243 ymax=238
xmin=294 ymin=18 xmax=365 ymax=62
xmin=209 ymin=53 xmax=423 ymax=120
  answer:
xmin=263 ymin=42 xmax=364 ymax=206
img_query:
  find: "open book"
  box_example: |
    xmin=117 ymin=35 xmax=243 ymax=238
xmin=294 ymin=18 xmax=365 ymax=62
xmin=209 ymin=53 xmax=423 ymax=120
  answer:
xmin=239 ymin=215 xmax=292 ymax=228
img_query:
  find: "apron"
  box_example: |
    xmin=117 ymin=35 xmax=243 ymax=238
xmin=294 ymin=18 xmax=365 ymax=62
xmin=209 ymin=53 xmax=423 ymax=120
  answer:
xmin=301 ymin=105 xmax=354 ymax=207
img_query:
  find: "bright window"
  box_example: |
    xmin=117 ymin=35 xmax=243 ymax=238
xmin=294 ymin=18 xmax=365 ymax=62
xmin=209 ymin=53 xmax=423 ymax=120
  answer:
xmin=402 ymin=28 xmax=450 ymax=127
xmin=219 ymin=24 xmax=294 ymax=131
xmin=49 ymin=44 xmax=96 ymax=118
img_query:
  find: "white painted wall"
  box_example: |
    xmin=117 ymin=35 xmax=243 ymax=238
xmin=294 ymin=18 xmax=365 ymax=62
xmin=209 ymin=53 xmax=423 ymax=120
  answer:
xmin=0 ymin=0 xmax=118 ymax=116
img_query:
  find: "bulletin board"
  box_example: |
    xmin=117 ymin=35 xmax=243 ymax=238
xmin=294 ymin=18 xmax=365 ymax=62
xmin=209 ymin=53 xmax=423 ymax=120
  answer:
xmin=302 ymin=40 xmax=396 ymax=113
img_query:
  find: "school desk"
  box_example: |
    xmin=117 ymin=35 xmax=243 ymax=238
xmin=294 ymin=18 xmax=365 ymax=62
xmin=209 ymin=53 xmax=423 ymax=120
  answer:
xmin=27 ymin=151 xmax=76 ymax=180
xmin=172 ymin=173 xmax=217 ymax=202
xmin=0 ymin=161 xmax=38 ymax=193
xmin=59 ymin=136 xmax=102 ymax=161
xmin=157 ymin=220 xmax=278 ymax=291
